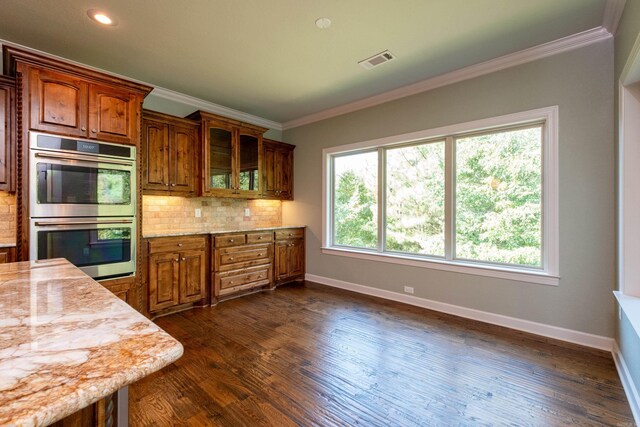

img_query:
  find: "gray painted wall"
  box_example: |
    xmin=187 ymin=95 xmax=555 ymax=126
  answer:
xmin=616 ymin=0 xmax=640 ymax=406
xmin=283 ymin=40 xmax=615 ymax=337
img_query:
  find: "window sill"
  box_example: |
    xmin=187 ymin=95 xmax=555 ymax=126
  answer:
xmin=614 ymin=291 xmax=640 ymax=338
xmin=321 ymin=247 xmax=559 ymax=286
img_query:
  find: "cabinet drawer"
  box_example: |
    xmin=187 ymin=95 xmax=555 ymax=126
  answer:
xmin=275 ymin=228 xmax=304 ymax=240
xmin=219 ymin=266 xmax=271 ymax=291
xmin=220 ymin=247 xmax=270 ymax=265
xmin=149 ymin=236 xmax=207 ymax=254
xmin=246 ymin=232 xmax=273 ymax=244
xmin=214 ymin=234 xmax=246 ymax=247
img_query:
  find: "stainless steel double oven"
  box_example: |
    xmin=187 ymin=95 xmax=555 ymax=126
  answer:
xmin=29 ymin=132 xmax=136 ymax=279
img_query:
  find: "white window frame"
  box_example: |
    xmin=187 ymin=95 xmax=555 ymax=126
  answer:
xmin=322 ymin=106 xmax=559 ymax=286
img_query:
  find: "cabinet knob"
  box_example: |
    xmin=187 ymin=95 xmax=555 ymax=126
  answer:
xmin=91 ymin=128 xmax=97 ymax=133
xmin=288 ymin=233 xmax=293 ymax=236
xmin=229 ymin=239 xmax=234 ymax=243
xmin=177 ymin=243 xmax=183 ymax=247
xmin=182 ymin=257 xmax=186 ymax=261
xmin=81 ymin=126 xmax=87 ymax=131
xmin=229 ymin=257 xmax=234 ymax=261
xmin=166 ymin=183 xmax=170 ymax=186
xmin=175 ymin=258 xmax=179 ymax=262
xmin=258 ymin=236 xmax=263 ymax=240
xmin=229 ymin=281 xmax=234 ymax=285
xmin=171 ymin=183 xmax=176 ymax=187
xmin=258 ymin=253 xmax=262 ymax=256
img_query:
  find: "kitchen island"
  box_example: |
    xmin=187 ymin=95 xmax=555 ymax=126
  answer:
xmin=0 ymin=259 xmax=183 ymax=426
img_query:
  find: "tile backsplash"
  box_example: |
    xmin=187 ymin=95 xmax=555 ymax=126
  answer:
xmin=142 ymin=196 xmax=282 ymax=236
xmin=0 ymin=191 xmax=16 ymax=244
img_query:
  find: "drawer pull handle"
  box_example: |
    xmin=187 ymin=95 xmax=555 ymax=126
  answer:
xmin=181 ymin=257 xmax=186 ymax=261
xmin=175 ymin=258 xmax=179 ymax=262
xmin=288 ymin=233 xmax=293 ymax=236
xmin=229 ymin=257 xmax=234 ymax=261
xmin=229 ymin=281 xmax=234 ymax=285
xmin=258 ymin=236 xmax=263 ymax=240
xmin=177 ymin=243 xmax=183 ymax=247
xmin=91 ymin=128 xmax=97 ymax=133
xmin=229 ymin=239 xmax=234 ymax=243
xmin=258 ymin=253 xmax=262 ymax=256
xmin=81 ymin=126 xmax=87 ymax=131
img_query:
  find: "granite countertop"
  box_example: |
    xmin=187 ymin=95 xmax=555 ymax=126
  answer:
xmin=0 ymin=259 xmax=184 ymax=427
xmin=143 ymin=225 xmax=306 ymax=238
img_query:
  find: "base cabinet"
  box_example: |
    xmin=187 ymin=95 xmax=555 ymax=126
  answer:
xmin=146 ymin=236 xmax=207 ymax=316
xmin=274 ymin=229 xmax=305 ymax=284
xmin=0 ymin=247 xmax=16 ymax=264
xmin=100 ymin=276 xmax=137 ymax=309
xmin=212 ymin=231 xmax=274 ymax=303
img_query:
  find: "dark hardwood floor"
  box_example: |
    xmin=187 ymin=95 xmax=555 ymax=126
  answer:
xmin=130 ymin=282 xmax=634 ymax=426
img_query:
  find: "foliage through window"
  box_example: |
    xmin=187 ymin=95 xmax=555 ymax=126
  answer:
xmin=327 ymin=111 xmax=556 ymax=277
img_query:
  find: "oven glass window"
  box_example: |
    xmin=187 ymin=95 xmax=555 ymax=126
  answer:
xmin=37 ymin=228 xmax=131 ymax=267
xmin=36 ymin=164 xmax=131 ymax=205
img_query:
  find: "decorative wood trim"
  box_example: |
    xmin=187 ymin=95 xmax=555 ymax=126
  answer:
xmin=3 ymin=46 xmax=152 ymax=96
xmin=151 ymin=86 xmax=282 ymax=131
xmin=612 ymin=341 xmax=640 ymax=425
xmin=603 ymin=0 xmax=627 ymax=35
xmin=306 ymin=273 xmax=615 ymax=351
xmin=282 ymin=27 xmax=611 ymax=130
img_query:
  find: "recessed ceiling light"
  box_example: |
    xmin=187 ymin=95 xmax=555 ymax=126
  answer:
xmin=87 ymin=9 xmax=117 ymax=26
xmin=315 ymin=17 xmax=332 ymax=29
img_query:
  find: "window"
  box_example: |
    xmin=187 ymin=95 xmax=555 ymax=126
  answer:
xmin=323 ymin=107 xmax=559 ymax=285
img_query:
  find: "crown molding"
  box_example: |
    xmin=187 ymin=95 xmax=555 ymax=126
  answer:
xmin=0 ymin=38 xmax=282 ymax=131
xmin=603 ymin=0 xmax=627 ymax=35
xmin=282 ymin=27 xmax=612 ymax=130
xmin=149 ymin=87 xmax=282 ymax=131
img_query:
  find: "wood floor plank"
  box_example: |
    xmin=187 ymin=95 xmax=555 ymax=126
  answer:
xmin=129 ymin=281 xmax=634 ymax=426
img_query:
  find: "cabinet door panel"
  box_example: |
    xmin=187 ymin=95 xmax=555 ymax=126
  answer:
xmin=179 ymin=250 xmax=206 ymax=304
xmin=149 ymin=252 xmax=179 ymax=311
xmin=277 ymin=148 xmax=293 ymax=200
xmin=275 ymin=241 xmax=290 ymax=281
xmin=30 ymin=68 xmax=88 ymax=137
xmin=207 ymin=125 xmax=234 ymax=193
xmin=262 ymin=144 xmax=276 ymax=197
xmin=142 ymin=120 xmax=169 ymax=191
xmin=89 ymin=84 xmax=137 ymax=144
xmin=237 ymin=132 xmax=260 ymax=194
xmin=289 ymin=239 xmax=304 ymax=277
xmin=171 ymin=125 xmax=196 ymax=193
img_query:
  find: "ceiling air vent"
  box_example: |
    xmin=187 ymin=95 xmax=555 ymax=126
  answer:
xmin=358 ymin=50 xmax=396 ymax=70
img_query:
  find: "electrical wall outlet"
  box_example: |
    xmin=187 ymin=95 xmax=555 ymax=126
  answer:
xmin=404 ymin=286 xmax=414 ymax=294
xmin=244 ymin=208 xmax=251 ymax=217
xmin=195 ymin=208 xmax=202 ymax=218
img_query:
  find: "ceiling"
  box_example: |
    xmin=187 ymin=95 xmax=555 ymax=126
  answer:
xmin=0 ymin=0 xmax=610 ymax=124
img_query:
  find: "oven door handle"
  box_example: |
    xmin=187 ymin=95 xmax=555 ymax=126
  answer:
xmin=34 ymin=219 xmax=134 ymax=226
xmin=34 ymin=152 xmax=134 ymax=167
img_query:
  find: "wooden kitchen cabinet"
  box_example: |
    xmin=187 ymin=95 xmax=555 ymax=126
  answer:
xmin=262 ymin=139 xmax=294 ymax=200
xmin=100 ymin=276 xmax=136 ymax=308
xmin=0 ymin=247 xmax=16 ymax=264
xmin=142 ymin=110 xmax=198 ymax=195
xmin=275 ymin=228 xmax=305 ymax=284
xmin=0 ymin=75 xmax=15 ymax=192
xmin=146 ymin=236 xmax=207 ymax=315
xmin=28 ymin=67 xmax=141 ymax=145
xmin=212 ymin=231 xmax=273 ymax=303
xmin=187 ymin=111 xmax=267 ymax=198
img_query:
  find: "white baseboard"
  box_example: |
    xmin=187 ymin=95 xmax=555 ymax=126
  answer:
xmin=613 ymin=342 xmax=640 ymax=424
xmin=305 ymin=273 xmax=614 ymax=351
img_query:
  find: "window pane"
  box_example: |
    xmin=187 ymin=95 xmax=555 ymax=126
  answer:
xmin=385 ymin=142 xmax=445 ymax=256
xmin=455 ymin=126 xmax=542 ymax=266
xmin=333 ymin=151 xmax=378 ymax=249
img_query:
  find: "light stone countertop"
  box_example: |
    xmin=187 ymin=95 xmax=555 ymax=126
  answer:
xmin=143 ymin=225 xmax=306 ymax=238
xmin=0 ymin=259 xmax=184 ymax=427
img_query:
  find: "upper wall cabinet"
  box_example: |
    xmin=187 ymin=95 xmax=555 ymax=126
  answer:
xmin=0 ymin=75 xmax=15 ymax=192
xmin=262 ymin=139 xmax=294 ymax=200
xmin=142 ymin=110 xmax=199 ymax=195
xmin=187 ymin=111 xmax=267 ymax=198
xmin=4 ymin=47 xmax=152 ymax=147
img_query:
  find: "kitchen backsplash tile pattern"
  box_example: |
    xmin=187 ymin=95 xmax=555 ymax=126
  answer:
xmin=142 ymin=196 xmax=282 ymax=235
xmin=0 ymin=192 xmax=16 ymax=244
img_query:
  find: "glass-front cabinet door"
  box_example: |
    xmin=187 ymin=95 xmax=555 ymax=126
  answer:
xmin=194 ymin=111 xmax=267 ymax=197
xmin=208 ymin=125 xmax=234 ymax=193
xmin=237 ymin=132 xmax=260 ymax=196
